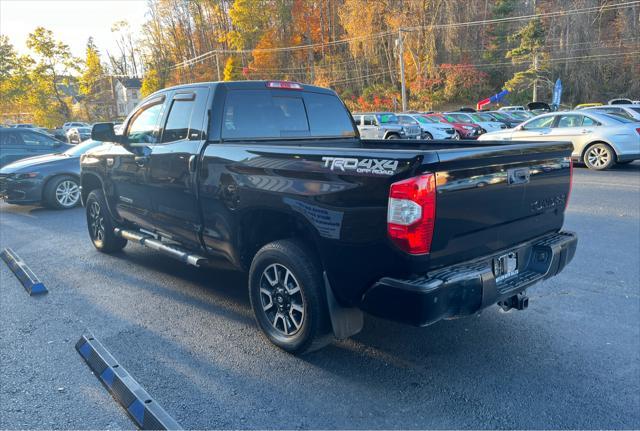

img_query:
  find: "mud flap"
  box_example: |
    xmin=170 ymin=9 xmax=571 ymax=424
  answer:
xmin=323 ymin=272 xmax=363 ymax=339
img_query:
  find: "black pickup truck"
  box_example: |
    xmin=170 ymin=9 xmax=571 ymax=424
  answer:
xmin=83 ymin=80 xmax=577 ymax=354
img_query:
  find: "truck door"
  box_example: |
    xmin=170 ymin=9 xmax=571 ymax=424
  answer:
xmin=109 ymin=94 xmax=167 ymax=231
xmin=145 ymin=87 xmax=210 ymax=249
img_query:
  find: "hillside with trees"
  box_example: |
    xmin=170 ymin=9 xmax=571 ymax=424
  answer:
xmin=1 ymin=0 xmax=638 ymax=125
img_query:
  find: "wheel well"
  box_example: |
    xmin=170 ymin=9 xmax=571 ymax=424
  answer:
xmin=384 ymin=132 xmax=400 ymax=138
xmin=81 ymin=173 xmax=102 ymax=203
xmin=238 ymin=209 xmax=319 ymax=270
xmin=581 ymin=141 xmax=617 ymax=162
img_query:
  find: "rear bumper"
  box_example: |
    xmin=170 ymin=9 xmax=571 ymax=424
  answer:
xmin=360 ymin=231 xmax=577 ymax=326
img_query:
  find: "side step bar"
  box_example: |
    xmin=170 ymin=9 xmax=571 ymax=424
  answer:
xmin=114 ymin=228 xmax=207 ymax=267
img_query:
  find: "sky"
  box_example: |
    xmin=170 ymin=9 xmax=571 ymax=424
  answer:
xmin=0 ymin=0 xmax=148 ymax=60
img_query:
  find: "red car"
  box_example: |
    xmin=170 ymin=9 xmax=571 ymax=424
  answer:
xmin=426 ymin=113 xmax=483 ymax=139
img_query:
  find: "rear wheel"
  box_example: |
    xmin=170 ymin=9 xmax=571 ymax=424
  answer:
xmin=249 ymin=239 xmax=332 ymax=354
xmin=85 ymin=189 xmax=127 ymax=253
xmin=44 ymin=175 xmax=81 ymax=209
xmin=584 ymin=143 xmax=615 ymax=170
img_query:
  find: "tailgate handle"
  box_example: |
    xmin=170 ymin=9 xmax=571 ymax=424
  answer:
xmin=508 ymin=168 xmax=530 ymax=185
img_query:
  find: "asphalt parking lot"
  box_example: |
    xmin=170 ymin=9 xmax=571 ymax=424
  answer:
xmin=1 ymin=163 xmax=639 ymax=430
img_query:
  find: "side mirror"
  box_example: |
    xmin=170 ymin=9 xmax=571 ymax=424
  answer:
xmin=91 ymin=123 xmax=126 ymax=145
xmin=514 ymin=124 xmax=524 ymax=131
xmin=91 ymin=123 xmax=118 ymax=142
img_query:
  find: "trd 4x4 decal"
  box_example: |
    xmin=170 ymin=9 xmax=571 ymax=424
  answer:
xmin=321 ymin=157 xmax=399 ymax=176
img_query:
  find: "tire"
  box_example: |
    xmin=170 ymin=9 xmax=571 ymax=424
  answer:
xmin=422 ymin=132 xmax=433 ymax=140
xmin=452 ymin=131 xmax=461 ymax=140
xmin=386 ymin=134 xmax=400 ymax=140
xmin=85 ymin=189 xmax=127 ymax=253
xmin=44 ymin=175 xmax=81 ymax=209
xmin=583 ymin=143 xmax=616 ymax=170
xmin=248 ymin=239 xmax=333 ymax=354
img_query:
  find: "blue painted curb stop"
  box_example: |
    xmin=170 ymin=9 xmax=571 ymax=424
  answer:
xmin=75 ymin=334 xmax=182 ymax=430
xmin=1 ymin=248 xmax=47 ymax=295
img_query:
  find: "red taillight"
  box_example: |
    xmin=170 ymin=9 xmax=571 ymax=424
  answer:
xmin=635 ymin=127 xmax=640 ymax=135
xmin=266 ymin=81 xmax=303 ymax=90
xmin=566 ymin=157 xmax=573 ymax=210
xmin=387 ymin=174 xmax=436 ymax=255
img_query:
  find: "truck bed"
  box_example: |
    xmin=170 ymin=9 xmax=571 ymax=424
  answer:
xmin=198 ymin=138 xmax=573 ymax=305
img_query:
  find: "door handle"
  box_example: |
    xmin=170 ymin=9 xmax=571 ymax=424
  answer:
xmin=188 ymin=155 xmax=197 ymax=173
xmin=134 ymin=155 xmax=149 ymax=166
xmin=581 ymin=129 xmax=591 ymax=134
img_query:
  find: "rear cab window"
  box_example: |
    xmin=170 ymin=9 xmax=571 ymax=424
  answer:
xmin=221 ymin=89 xmax=356 ymax=141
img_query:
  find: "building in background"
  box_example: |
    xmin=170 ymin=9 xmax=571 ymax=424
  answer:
xmin=113 ymin=78 xmax=141 ymax=118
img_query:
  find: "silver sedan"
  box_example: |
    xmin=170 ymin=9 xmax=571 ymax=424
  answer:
xmin=478 ymin=111 xmax=640 ymax=170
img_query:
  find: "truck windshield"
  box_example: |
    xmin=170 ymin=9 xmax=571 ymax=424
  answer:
xmin=221 ymin=89 xmax=356 ymax=140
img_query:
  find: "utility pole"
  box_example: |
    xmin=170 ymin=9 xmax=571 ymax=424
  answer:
xmin=215 ymin=53 xmax=221 ymax=82
xmin=397 ymin=29 xmax=407 ymax=112
xmin=532 ymin=53 xmax=538 ymax=102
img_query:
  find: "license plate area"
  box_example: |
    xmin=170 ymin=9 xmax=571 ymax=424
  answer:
xmin=493 ymin=252 xmax=519 ymax=283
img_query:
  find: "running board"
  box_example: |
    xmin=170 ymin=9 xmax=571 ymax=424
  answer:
xmin=114 ymin=228 xmax=207 ymax=267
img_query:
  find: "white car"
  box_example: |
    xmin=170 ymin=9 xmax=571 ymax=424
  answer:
xmin=444 ymin=112 xmax=507 ymax=133
xmin=582 ymin=104 xmax=640 ymax=122
xmin=397 ymin=113 xmax=457 ymax=139
xmin=498 ymin=106 xmax=526 ymax=111
xmin=62 ymin=122 xmax=90 ymax=134
xmin=478 ymin=111 xmax=640 ymax=170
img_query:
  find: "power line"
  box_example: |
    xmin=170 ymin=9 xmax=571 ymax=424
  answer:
xmin=325 ymin=51 xmax=640 ymax=85
xmin=169 ymin=1 xmax=640 ymax=70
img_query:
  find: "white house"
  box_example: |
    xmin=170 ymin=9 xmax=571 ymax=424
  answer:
xmin=114 ymin=78 xmax=142 ymax=118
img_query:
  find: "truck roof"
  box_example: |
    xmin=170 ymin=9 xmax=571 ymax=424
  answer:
xmin=150 ymin=80 xmax=337 ymax=96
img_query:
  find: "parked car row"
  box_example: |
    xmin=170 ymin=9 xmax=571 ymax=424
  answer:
xmin=479 ymin=110 xmax=640 ymax=170
xmin=351 ymin=109 xmax=533 ymax=141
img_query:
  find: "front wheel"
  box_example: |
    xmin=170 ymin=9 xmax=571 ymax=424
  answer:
xmin=249 ymin=239 xmax=333 ymax=354
xmin=386 ymin=134 xmax=400 ymax=140
xmin=584 ymin=143 xmax=615 ymax=170
xmin=44 ymin=175 xmax=81 ymax=209
xmin=422 ymin=132 xmax=433 ymax=140
xmin=85 ymin=189 xmax=127 ymax=253
xmin=452 ymin=131 xmax=460 ymax=140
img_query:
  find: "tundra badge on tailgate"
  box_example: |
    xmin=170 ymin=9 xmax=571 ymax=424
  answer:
xmin=322 ymin=157 xmax=399 ymax=176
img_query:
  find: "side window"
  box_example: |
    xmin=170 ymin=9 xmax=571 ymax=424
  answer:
xmin=162 ymin=97 xmax=195 ymax=143
xmin=127 ymin=101 xmax=163 ymax=144
xmin=363 ymin=115 xmax=375 ymax=126
xmin=555 ymin=115 xmax=582 ymax=128
xmin=582 ymin=116 xmax=599 ymax=126
xmin=20 ymin=131 xmax=56 ymax=146
xmin=524 ymin=116 xmax=554 ymax=129
xmin=352 ymin=115 xmax=362 ymax=125
xmin=0 ymin=132 xmax=21 ymax=146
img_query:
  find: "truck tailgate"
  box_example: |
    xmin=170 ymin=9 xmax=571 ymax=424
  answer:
xmin=429 ymin=141 xmax=573 ymax=268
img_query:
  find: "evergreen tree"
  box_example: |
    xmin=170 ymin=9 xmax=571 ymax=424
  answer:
xmin=504 ymin=17 xmax=550 ymax=101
